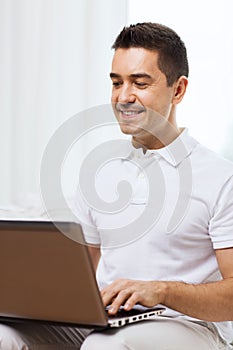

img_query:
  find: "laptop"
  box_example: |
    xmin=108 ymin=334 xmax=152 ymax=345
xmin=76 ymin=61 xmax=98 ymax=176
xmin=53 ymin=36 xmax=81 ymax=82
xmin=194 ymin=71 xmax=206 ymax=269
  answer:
xmin=0 ymin=220 xmax=165 ymax=329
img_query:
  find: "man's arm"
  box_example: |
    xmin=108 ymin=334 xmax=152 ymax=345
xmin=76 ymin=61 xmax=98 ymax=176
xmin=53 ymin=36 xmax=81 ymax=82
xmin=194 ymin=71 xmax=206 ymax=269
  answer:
xmin=101 ymin=247 xmax=233 ymax=322
xmin=88 ymin=245 xmax=100 ymax=272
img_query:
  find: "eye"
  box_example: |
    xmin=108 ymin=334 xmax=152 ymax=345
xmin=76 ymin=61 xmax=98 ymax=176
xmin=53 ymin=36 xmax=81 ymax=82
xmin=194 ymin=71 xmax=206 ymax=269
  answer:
xmin=112 ymin=81 xmax=122 ymax=88
xmin=134 ymin=82 xmax=148 ymax=88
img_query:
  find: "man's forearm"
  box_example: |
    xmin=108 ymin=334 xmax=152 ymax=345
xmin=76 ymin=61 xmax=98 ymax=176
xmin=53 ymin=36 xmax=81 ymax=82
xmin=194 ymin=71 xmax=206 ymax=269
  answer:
xmin=162 ymin=277 xmax=233 ymax=322
xmin=102 ymin=277 xmax=233 ymax=321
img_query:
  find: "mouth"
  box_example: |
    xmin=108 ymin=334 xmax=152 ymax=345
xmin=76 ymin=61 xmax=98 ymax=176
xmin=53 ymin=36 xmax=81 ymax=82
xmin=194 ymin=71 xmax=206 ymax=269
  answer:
xmin=115 ymin=104 xmax=145 ymax=120
xmin=120 ymin=110 xmax=144 ymax=119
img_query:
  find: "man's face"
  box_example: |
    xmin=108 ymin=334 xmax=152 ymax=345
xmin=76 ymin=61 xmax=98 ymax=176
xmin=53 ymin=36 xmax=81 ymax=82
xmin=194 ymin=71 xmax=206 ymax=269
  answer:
xmin=110 ymin=48 xmax=180 ymax=148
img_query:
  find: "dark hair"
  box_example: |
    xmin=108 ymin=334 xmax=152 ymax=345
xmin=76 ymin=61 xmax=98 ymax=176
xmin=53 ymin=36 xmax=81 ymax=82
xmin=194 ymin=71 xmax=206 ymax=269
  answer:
xmin=112 ymin=22 xmax=189 ymax=86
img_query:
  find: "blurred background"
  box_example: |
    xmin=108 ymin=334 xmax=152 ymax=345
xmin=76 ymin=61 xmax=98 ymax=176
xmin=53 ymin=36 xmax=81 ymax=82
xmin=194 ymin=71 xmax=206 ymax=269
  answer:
xmin=1 ymin=0 xmax=233 ymax=215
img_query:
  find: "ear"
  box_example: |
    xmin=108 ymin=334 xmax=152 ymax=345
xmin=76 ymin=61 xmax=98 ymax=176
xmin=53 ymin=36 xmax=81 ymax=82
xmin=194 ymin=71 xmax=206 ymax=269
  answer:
xmin=172 ymin=76 xmax=188 ymax=105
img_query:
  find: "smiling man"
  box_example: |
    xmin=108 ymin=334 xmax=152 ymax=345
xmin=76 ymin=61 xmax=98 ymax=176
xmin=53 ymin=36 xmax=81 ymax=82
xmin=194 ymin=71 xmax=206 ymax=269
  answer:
xmin=3 ymin=22 xmax=232 ymax=350
xmin=79 ymin=23 xmax=233 ymax=350
xmin=110 ymin=48 xmax=187 ymax=149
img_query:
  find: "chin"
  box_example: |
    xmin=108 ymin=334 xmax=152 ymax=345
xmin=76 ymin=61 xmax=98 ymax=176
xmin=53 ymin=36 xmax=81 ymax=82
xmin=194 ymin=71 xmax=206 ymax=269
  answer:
xmin=119 ymin=124 xmax=141 ymax=136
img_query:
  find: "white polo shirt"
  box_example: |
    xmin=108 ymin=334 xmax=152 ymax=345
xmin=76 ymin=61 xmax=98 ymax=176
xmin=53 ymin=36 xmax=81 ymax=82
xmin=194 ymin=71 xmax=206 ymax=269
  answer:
xmin=75 ymin=128 xmax=233 ymax=343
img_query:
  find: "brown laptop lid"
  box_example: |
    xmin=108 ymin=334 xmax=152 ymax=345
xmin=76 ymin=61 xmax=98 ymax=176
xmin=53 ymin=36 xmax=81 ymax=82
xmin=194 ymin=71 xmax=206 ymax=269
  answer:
xmin=0 ymin=220 xmax=108 ymax=328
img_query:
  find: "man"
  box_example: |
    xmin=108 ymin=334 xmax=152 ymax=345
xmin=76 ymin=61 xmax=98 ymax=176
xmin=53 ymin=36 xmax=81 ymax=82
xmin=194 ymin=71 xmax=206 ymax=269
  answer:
xmin=1 ymin=22 xmax=233 ymax=350
xmin=77 ymin=23 xmax=233 ymax=349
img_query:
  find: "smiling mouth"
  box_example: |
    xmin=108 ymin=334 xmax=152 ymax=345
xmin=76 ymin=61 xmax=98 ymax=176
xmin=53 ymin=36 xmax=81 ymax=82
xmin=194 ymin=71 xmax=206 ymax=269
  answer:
xmin=119 ymin=110 xmax=145 ymax=122
xmin=116 ymin=104 xmax=145 ymax=119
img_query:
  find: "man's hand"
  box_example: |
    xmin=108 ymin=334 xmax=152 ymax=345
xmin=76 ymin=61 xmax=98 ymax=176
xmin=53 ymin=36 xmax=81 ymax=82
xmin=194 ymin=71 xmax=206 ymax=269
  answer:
xmin=101 ymin=278 xmax=167 ymax=315
xmin=100 ymin=249 xmax=233 ymax=321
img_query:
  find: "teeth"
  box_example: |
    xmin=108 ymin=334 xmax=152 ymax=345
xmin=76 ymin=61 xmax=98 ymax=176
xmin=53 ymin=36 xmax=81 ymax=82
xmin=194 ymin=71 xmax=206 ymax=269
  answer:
xmin=122 ymin=111 xmax=139 ymax=115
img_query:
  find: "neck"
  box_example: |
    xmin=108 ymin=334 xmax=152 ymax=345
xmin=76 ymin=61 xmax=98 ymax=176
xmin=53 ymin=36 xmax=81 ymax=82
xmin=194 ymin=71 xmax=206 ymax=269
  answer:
xmin=132 ymin=124 xmax=181 ymax=151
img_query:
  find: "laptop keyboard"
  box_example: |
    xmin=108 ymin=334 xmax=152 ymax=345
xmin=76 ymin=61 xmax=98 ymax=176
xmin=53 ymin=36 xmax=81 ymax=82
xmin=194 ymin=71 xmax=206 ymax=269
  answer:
xmin=106 ymin=306 xmax=151 ymax=318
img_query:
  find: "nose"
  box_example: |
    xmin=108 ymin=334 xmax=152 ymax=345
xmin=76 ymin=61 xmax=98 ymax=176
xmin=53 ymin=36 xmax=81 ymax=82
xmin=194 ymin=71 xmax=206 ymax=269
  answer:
xmin=116 ymin=84 xmax=136 ymax=104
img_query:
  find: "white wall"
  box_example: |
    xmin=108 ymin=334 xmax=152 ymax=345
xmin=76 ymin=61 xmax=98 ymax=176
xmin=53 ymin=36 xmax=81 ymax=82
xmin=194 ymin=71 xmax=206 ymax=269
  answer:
xmin=127 ymin=0 xmax=233 ymax=158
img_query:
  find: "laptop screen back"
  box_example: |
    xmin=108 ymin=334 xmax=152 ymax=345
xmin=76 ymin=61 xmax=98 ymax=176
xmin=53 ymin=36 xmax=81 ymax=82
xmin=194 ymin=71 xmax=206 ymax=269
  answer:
xmin=0 ymin=220 xmax=107 ymax=328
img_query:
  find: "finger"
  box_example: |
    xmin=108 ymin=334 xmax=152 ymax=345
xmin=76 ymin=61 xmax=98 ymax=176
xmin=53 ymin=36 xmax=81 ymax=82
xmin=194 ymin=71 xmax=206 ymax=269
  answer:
xmin=101 ymin=290 xmax=117 ymax=307
xmin=108 ymin=289 xmax=132 ymax=315
xmin=101 ymin=279 xmax=128 ymax=307
xmin=123 ymin=292 xmax=141 ymax=311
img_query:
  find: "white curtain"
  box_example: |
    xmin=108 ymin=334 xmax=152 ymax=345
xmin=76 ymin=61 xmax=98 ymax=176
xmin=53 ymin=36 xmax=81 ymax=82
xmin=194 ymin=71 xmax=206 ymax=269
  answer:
xmin=0 ymin=0 xmax=127 ymax=213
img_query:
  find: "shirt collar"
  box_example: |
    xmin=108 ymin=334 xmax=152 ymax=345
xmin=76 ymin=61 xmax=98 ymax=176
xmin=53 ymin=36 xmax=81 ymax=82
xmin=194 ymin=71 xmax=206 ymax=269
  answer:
xmin=124 ymin=128 xmax=198 ymax=167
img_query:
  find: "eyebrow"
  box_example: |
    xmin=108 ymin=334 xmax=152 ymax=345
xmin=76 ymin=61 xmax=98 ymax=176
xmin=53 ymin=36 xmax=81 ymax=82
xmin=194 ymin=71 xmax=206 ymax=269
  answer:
xmin=110 ymin=72 xmax=152 ymax=79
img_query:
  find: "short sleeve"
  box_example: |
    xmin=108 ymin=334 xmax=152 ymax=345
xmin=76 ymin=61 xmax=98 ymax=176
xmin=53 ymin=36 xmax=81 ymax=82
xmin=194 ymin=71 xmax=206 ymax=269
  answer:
xmin=73 ymin=185 xmax=100 ymax=245
xmin=209 ymin=175 xmax=233 ymax=249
